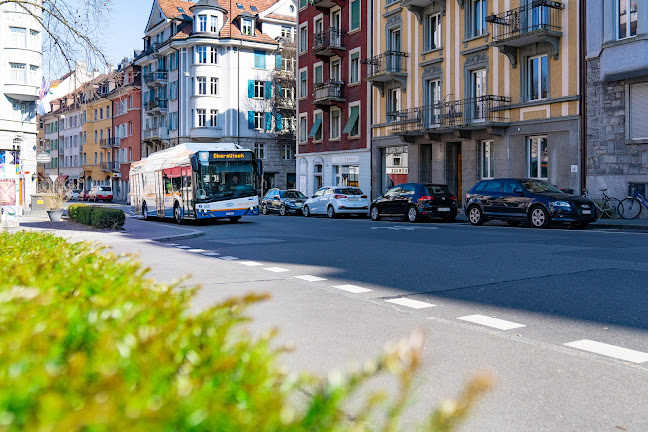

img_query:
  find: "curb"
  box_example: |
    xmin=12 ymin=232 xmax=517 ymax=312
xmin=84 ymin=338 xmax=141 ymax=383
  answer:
xmin=149 ymin=230 xmax=205 ymax=242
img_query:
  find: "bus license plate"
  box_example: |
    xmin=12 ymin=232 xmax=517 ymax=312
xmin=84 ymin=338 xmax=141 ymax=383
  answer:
xmin=582 ymin=210 xmax=591 ymax=214
xmin=226 ymin=212 xmax=235 ymax=216
xmin=438 ymin=207 xmax=451 ymax=212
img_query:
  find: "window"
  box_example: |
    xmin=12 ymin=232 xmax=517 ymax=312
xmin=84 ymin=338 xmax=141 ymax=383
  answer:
xmin=197 ymin=77 xmax=207 ymax=95
xmin=170 ymin=51 xmax=179 ymax=70
xmin=387 ymin=88 xmax=401 ymax=122
xmin=469 ymin=0 xmax=488 ymax=37
xmin=618 ymin=0 xmax=638 ymax=39
xmin=169 ymin=112 xmax=178 ymax=131
xmin=129 ymin=121 xmax=133 ymax=136
xmin=100 ymin=108 xmax=104 ymax=119
xmin=197 ymin=46 xmax=207 ymax=64
xmin=254 ymin=111 xmax=265 ymax=129
xmin=330 ymin=108 xmax=341 ymax=139
xmin=281 ymin=26 xmax=293 ymax=41
xmin=10 ymin=63 xmax=26 ymax=83
xmin=254 ymin=142 xmax=265 ymax=159
xmin=211 ymin=77 xmax=219 ymax=95
xmin=254 ymin=50 xmax=266 ymax=69
xmin=197 ymin=109 xmax=206 ymax=127
xmin=527 ymin=136 xmax=548 ymax=179
xmin=299 ymin=0 xmax=307 ymax=8
xmin=481 ymin=141 xmax=494 ymax=179
xmin=282 ymin=143 xmax=293 ymax=160
xmin=309 ymin=111 xmax=323 ymax=141
xmin=299 ymin=24 xmax=308 ymax=54
xmin=210 ymin=46 xmax=218 ymax=64
xmin=199 ymin=15 xmax=207 ymax=32
xmin=343 ymin=105 xmax=360 ymax=137
xmin=242 ymin=19 xmax=253 ymax=35
xmin=629 ymin=82 xmax=648 ymax=140
xmin=331 ymin=58 xmax=341 ymax=81
xmin=314 ymin=64 xmax=323 ymax=84
xmin=349 ymin=50 xmax=360 ymax=84
xmin=94 ymin=109 xmax=97 ymax=121
xmin=211 ymin=15 xmax=218 ymax=32
xmin=29 ymin=65 xmax=39 ymax=84
xmin=350 ymin=0 xmax=360 ymax=31
xmin=470 ymin=68 xmax=487 ymax=120
xmin=9 ymin=27 xmax=26 ymax=48
xmin=528 ymin=55 xmax=548 ymax=101
xmin=299 ymin=114 xmax=307 ymax=143
xmin=299 ymin=69 xmax=307 ymax=98
xmin=169 ymin=81 xmax=178 ymax=100
xmin=106 ymin=105 xmax=110 ymax=118
xmin=426 ymin=13 xmax=442 ymax=51
xmin=94 ymin=131 xmax=97 ymax=142
xmin=210 ymin=109 xmax=218 ymax=127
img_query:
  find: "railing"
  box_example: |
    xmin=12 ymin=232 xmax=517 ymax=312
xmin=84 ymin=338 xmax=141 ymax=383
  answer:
xmin=313 ymin=28 xmax=344 ymax=52
xmin=110 ymin=137 xmax=121 ymax=148
xmin=143 ymin=127 xmax=169 ymax=140
xmin=362 ymin=51 xmax=409 ymax=78
xmin=390 ymin=95 xmax=511 ymax=134
xmin=313 ymin=80 xmax=345 ymax=102
xmin=145 ymin=99 xmax=169 ymax=111
xmin=486 ymin=0 xmax=564 ymax=42
xmin=99 ymin=139 xmax=111 ymax=149
xmin=143 ymin=71 xmax=168 ymax=84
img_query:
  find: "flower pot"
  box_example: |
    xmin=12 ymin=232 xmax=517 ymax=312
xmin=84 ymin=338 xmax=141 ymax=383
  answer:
xmin=47 ymin=209 xmax=64 ymax=222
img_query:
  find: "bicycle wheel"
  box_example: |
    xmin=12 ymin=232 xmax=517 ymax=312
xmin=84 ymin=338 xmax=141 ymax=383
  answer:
xmin=601 ymin=198 xmax=622 ymax=219
xmin=618 ymin=197 xmax=642 ymax=219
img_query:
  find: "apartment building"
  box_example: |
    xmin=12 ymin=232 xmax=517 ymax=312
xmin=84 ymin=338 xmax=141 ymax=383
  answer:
xmin=369 ymin=0 xmax=582 ymax=202
xmin=41 ymin=114 xmax=61 ymax=181
xmin=586 ymin=0 xmax=647 ymax=206
xmin=135 ymin=0 xmax=297 ymax=191
xmin=296 ymin=0 xmax=371 ymax=196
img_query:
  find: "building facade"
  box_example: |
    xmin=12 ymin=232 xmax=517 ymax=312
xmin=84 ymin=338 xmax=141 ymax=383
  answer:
xmin=586 ymin=0 xmax=647 ymax=209
xmin=135 ymin=0 xmax=297 ymax=192
xmin=296 ymin=0 xmax=371 ymax=196
xmin=369 ymin=0 xmax=582 ymax=202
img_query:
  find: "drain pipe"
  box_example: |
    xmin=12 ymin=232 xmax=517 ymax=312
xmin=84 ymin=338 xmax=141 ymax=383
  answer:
xmin=579 ymin=0 xmax=587 ymax=192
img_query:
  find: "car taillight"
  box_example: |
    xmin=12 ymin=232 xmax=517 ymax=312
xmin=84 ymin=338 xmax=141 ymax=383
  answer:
xmin=418 ymin=196 xmax=434 ymax=202
xmin=361 ymin=195 xmax=367 ymax=198
xmin=334 ymin=195 xmax=347 ymax=199
xmin=451 ymin=196 xmax=457 ymax=201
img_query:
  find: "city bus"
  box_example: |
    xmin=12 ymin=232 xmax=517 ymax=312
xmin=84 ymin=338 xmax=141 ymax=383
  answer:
xmin=130 ymin=143 xmax=262 ymax=223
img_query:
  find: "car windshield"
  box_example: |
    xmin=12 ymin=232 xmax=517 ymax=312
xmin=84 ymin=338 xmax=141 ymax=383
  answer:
xmin=335 ymin=188 xmax=363 ymax=195
xmin=99 ymin=186 xmax=112 ymax=192
xmin=280 ymin=190 xmax=306 ymax=199
xmin=521 ymin=179 xmax=563 ymax=194
xmin=197 ymin=161 xmax=256 ymax=202
xmin=426 ymin=185 xmax=452 ymax=195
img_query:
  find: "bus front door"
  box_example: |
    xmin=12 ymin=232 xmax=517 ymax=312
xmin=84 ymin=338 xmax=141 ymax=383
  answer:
xmin=181 ymin=166 xmax=193 ymax=218
xmin=154 ymin=171 xmax=165 ymax=217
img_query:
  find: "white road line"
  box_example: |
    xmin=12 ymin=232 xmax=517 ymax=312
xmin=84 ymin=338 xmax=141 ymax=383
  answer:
xmin=332 ymin=284 xmax=373 ymax=294
xmin=175 ymin=246 xmax=191 ymax=249
xmin=164 ymin=243 xmax=179 ymax=246
xmin=386 ymin=298 xmax=436 ymax=309
xmin=201 ymin=252 xmax=221 ymax=257
xmin=564 ymin=340 xmax=648 ymax=364
xmin=294 ymin=275 xmax=327 ymax=282
xmin=458 ymin=315 xmax=526 ymax=330
xmin=238 ymin=261 xmax=263 ymax=266
xmin=264 ymin=267 xmax=290 ymax=273
xmin=187 ymin=249 xmax=206 ymax=253
xmin=218 ymin=256 xmax=239 ymax=260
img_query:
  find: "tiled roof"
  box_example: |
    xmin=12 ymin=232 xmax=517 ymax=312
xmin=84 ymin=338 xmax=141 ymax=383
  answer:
xmin=266 ymin=13 xmax=296 ymax=22
xmin=220 ymin=0 xmax=281 ymax=44
xmin=158 ymin=0 xmax=194 ymax=19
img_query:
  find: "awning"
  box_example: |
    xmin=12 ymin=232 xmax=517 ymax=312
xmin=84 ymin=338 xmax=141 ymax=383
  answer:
xmin=56 ymin=175 xmax=68 ymax=182
xmin=342 ymin=107 xmax=360 ymax=134
xmin=308 ymin=117 xmax=322 ymax=138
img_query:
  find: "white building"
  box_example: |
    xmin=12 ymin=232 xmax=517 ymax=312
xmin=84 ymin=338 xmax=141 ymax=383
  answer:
xmin=135 ymin=0 xmax=297 ymax=190
xmin=0 ymin=1 xmax=42 ymax=215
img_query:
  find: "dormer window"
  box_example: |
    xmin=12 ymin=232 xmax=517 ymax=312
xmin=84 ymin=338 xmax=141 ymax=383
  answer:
xmin=251 ymin=6 xmax=258 ymax=12
xmin=242 ymin=19 xmax=253 ymax=35
xmin=199 ymin=15 xmax=207 ymax=32
xmin=236 ymin=3 xmax=243 ymax=9
xmin=211 ymin=16 xmax=218 ymax=32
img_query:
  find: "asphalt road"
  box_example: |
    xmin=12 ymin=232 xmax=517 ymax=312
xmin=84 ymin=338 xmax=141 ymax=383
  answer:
xmin=97 ymin=207 xmax=648 ymax=431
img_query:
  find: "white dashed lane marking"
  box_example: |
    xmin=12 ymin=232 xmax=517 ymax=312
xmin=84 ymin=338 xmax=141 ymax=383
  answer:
xmin=201 ymin=252 xmax=221 ymax=257
xmin=564 ymin=340 xmax=648 ymax=364
xmin=332 ymin=284 xmax=372 ymax=294
xmin=186 ymin=248 xmax=206 ymax=253
xmin=218 ymin=256 xmax=239 ymax=260
xmin=162 ymin=243 xmax=179 ymax=246
xmin=239 ymin=261 xmax=264 ymax=266
xmin=175 ymin=246 xmax=191 ymax=249
xmin=264 ymin=267 xmax=290 ymax=273
xmin=294 ymin=275 xmax=327 ymax=282
xmin=458 ymin=315 xmax=526 ymax=330
xmin=385 ymin=298 xmax=436 ymax=309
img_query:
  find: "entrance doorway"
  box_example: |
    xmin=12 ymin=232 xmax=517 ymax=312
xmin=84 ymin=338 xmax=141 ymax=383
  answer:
xmin=445 ymin=143 xmax=463 ymax=205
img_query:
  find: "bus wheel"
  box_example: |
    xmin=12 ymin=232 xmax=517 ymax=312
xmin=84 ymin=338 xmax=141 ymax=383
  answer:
xmin=174 ymin=204 xmax=183 ymax=225
xmin=229 ymin=216 xmax=241 ymax=223
xmin=142 ymin=202 xmax=148 ymax=221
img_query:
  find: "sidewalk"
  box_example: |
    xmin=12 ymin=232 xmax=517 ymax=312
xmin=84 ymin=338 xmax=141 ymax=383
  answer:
xmin=455 ymin=213 xmax=648 ymax=231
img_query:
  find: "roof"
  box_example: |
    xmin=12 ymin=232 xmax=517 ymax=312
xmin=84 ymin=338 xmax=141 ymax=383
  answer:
xmin=266 ymin=13 xmax=296 ymax=22
xmin=190 ymin=0 xmax=227 ymax=12
xmin=219 ymin=0 xmax=280 ymax=44
xmin=158 ymin=0 xmax=194 ymax=19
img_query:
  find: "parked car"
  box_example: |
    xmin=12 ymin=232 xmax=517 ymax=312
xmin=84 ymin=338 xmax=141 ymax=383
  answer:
xmin=261 ymin=189 xmax=307 ymax=216
xmin=303 ymin=186 xmax=370 ymax=218
xmin=464 ymin=178 xmax=597 ymax=229
xmin=78 ymin=190 xmax=89 ymax=201
xmin=370 ymin=183 xmax=458 ymax=223
xmin=88 ymin=185 xmax=113 ymax=202
xmin=66 ymin=188 xmax=81 ymax=200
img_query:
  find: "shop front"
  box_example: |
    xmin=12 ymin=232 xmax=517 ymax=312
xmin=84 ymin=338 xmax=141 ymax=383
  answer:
xmin=296 ymin=150 xmax=371 ymax=197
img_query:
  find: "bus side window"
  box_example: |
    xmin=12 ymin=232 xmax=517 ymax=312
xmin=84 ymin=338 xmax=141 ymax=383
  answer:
xmin=172 ymin=176 xmax=182 ymax=193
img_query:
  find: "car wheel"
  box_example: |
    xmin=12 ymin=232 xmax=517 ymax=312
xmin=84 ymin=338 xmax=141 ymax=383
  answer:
xmin=370 ymin=205 xmax=381 ymax=221
xmin=506 ymin=221 xmax=521 ymax=227
xmin=142 ymin=202 xmax=148 ymax=221
xmin=303 ymin=205 xmax=311 ymax=217
xmin=261 ymin=204 xmax=268 ymax=215
xmin=529 ymin=206 xmax=550 ymax=228
xmin=229 ymin=216 xmax=241 ymax=223
xmin=407 ymin=205 xmax=420 ymax=223
xmin=174 ymin=204 xmax=183 ymax=225
xmin=280 ymin=205 xmax=287 ymax=216
xmin=327 ymin=205 xmax=336 ymax=218
xmin=468 ymin=206 xmax=485 ymax=226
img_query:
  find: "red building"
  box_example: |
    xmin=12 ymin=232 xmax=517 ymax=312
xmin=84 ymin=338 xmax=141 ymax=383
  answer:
xmin=108 ymin=61 xmax=141 ymax=202
xmin=296 ymin=0 xmax=370 ymax=196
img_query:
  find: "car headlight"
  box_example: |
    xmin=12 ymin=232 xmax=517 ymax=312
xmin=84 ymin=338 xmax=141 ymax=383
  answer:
xmin=552 ymin=201 xmax=572 ymax=208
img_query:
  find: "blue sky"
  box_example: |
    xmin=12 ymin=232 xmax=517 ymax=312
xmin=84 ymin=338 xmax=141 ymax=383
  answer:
xmin=99 ymin=0 xmax=153 ymax=66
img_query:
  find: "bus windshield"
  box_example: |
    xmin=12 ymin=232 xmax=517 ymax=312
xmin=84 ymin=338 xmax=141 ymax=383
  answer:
xmin=196 ymin=161 xmax=256 ymax=202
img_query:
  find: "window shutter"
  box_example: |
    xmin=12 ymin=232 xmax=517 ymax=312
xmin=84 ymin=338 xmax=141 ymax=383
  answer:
xmin=248 ymin=111 xmax=255 ymax=129
xmin=351 ymin=0 xmax=360 ymax=29
xmin=248 ymin=80 xmax=254 ymax=98
xmin=265 ymin=81 xmax=272 ymax=99
xmin=275 ymin=54 xmax=282 ymax=68
xmin=254 ymin=52 xmax=260 ymax=68
xmin=630 ymin=82 xmax=648 ymax=140
xmin=276 ymin=113 xmax=283 ymax=131
xmin=265 ymin=112 xmax=272 ymax=131
xmin=277 ymin=84 xmax=282 ymax=96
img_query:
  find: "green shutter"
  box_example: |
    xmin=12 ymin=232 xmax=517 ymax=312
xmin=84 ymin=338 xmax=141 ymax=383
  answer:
xmin=351 ymin=0 xmax=360 ymax=30
xmin=265 ymin=81 xmax=272 ymax=99
xmin=276 ymin=113 xmax=283 ymax=131
xmin=248 ymin=80 xmax=254 ymax=98
xmin=308 ymin=117 xmax=322 ymax=138
xmin=248 ymin=111 xmax=255 ymax=129
xmin=275 ymin=54 xmax=282 ymax=68
xmin=343 ymin=107 xmax=360 ymax=134
xmin=265 ymin=112 xmax=272 ymax=131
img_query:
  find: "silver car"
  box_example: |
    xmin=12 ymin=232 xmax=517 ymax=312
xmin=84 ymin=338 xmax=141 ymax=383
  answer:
xmin=303 ymin=186 xmax=370 ymax=218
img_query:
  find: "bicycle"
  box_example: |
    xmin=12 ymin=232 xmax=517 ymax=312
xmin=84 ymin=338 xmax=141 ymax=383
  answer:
xmin=618 ymin=185 xmax=648 ymax=219
xmin=582 ymin=188 xmax=621 ymax=220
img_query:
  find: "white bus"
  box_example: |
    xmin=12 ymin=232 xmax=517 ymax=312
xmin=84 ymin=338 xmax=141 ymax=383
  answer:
xmin=130 ymin=143 xmax=262 ymax=223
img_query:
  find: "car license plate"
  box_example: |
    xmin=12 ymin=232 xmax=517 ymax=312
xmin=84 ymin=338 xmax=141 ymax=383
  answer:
xmin=296 ymin=203 xmax=303 ymax=207
xmin=438 ymin=207 xmax=451 ymax=212
xmin=582 ymin=210 xmax=592 ymax=215
xmin=349 ymin=197 xmax=359 ymax=201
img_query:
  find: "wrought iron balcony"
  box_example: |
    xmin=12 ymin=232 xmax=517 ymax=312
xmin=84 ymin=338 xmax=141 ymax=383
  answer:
xmin=99 ymin=161 xmax=119 ymax=172
xmin=486 ymin=0 xmax=564 ymax=68
xmin=99 ymin=139 xmax=111 ymax=149
xmin=313 ymin=28 xmax=345 ymax=57
xmin=143 ymin=71 xmax=168 ymax=87
xmin=110 ymin=137 xmax=121 ymax=148
xmin=313 ymin=80 xmax=345 ymax=106
xmin=390 ymin=95 xmax=511 ymax=136
xmin=362 ymin=51 xmax=408 ymax=94
xmin=145 ymin=98 xmax=169 ymax=114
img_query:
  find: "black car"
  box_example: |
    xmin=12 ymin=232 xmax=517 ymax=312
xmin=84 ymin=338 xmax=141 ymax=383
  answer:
xmin=261 ymin=189 xmax=307 ymax=216
xmin=464 ymin=178 xmax=597 ymax=228
xmin=370 ymin=183 xmax=458 ymax=222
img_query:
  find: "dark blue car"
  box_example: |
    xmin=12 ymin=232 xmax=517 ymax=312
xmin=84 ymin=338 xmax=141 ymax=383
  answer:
xmin=464 ymin=178 xmax=597 ymax=229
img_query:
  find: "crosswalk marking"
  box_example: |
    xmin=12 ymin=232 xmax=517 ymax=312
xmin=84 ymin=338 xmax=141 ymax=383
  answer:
xmin=264 ymin=267 xmax=290 ymax=273
xmin=239 ymin=261 xmax=263 ymax=266
xmin=385 ymin=298 xmax=436 ymax=309
xmin=201 ymin=252 xmax=221 ymax=257
xmin=458 ymin=315 xmax=526 ymax=330
xmin=564 ymin=340 xmax=648 ymax=364
xmin=332 ymin=284 xmax=372 ymax=294
xmin=294 ymin=275 xmax=327 ymax=282
xmin=218 ymin=256 xmax=239 ymax=260
xmin=187 ymin=249 xmax=206 ymax=253
xmin=161 ymin=243 xmax=179 ymax=246
xmin=175 ymin=245 xmax=191 ymax=249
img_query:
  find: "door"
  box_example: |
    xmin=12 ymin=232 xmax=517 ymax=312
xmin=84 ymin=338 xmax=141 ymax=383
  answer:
xmin=310 ymin=188 xmax=325 ymax=212
xmin=480 ymin=179 xmax=503 ymax=214
xmin=470 ymin=68 xmax=487 ymax=122
xmin=382 ymin=186 xmax=402 ymax=214
xmin=331 ymin=10 xmax=341 ymax=46
xmin=394 ymin=183 xmax=415 ymax=215
xmin=272 ymin=190 xmax=282 ymax=211
xmin=331 ymin=59 xmax=341 ymax=82
xmin=445 ymin=143 xmax=462 ymax=204
xmin=425 ymin=80 xmax=441 ymax=128
xmin=321 ymin=188 xmax=335 ymax=213
xmin=154 ymin=170 xmax=165 ymax=216
xmin=500 ymin=179 xmax=528 ymax=217
xmin=387 ymin=29 xmax=401 ymax=72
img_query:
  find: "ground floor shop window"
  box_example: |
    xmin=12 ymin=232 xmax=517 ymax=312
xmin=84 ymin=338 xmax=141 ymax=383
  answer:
xmin=527 ymin=136 xmax=548 ymax=179
xmin=334 ymin=165 xmax=359 ymax=187
xmin=287 ymin=173 xmax=296 ymax=189
xmin=381 ymin=146 xmax=408 ymax=194
xmin=481 ymin=140 xmax=493 ymax=179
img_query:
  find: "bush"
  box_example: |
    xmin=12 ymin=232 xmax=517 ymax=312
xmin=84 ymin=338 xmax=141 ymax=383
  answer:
xmin=68 ymin=204 xmax=125 ymax=230
xmin=0 ymin=232 xmax=490 ymax=431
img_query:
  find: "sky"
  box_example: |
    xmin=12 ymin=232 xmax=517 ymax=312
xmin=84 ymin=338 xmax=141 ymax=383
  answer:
xmin=99 ymin=0 xmax=153 ymax=67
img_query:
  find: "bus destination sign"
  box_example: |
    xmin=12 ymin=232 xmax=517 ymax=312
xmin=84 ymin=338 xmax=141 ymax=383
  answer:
xmin=207 ymin=152 xmax=253 ymax=161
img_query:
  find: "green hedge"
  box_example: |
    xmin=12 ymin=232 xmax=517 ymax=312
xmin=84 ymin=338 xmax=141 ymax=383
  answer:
xmin=0 ymin=231 xmax=489 ymax=431
xmin=68 ymin=204 xmax=125 ymax=230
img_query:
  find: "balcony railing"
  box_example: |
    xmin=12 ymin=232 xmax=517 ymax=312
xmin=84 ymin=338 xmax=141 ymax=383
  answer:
xmin=145 ymin=99 xmax=169 ymax=113
xmin=100 ymin=161 xmax=119 ymax=172
xmin=143 ymin=126 xmax=169 ymax=141
xmin=390 ymin=95 xmax=511 ymax=135
xmin=363 ymin=51 xmax=408 ymax=79
xmin=99 ymin=139 xmax=111 ymax=149
xmin=110 ymin=137 xmax=121 ymax=148
xmin=313 ymin=80 xmax=345 ymax=105
xmin=143 ymin=71 xmax=168 ymax=87
xmin=313 ymin=28 xmax=345 ymax=56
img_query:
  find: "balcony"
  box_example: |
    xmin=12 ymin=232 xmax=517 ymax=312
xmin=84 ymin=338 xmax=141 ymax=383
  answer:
xmin=313 ymin=80 xmax=345 ymax=106
xmin=143 ymin=126 xmax=169 ymax=141
xmin=145 ymin=99 xmax=168 ymax=114
xmin=400 ymin=0 xmax=445 ymax=23
xmin=362 ymin=51 xmax=409 ymax=95
xmin=4 ymin=83 xmax=39 ymax=101
xmin=110 ymin=137 xmax=121 ymax=148
xmin=310 ymin=0 xmax=341 ymax=9
xmin=143 ymin=71 xmax=168 ymax=87
xmin=100 ymin=161 xmax=119 ymax=172
xmin=486 ymin=0 xmax=564 ymax=68
xmin=390 ymin=95 xmax=511 ymax=138
xmin=313 ymin=28 xmax=345 ymax=57
xmin=99 ymin=139 xmax=112 ymax=149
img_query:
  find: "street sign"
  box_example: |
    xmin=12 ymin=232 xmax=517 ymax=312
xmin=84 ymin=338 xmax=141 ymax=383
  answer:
xmin=36 ymin=153 xmax=51 ymax=163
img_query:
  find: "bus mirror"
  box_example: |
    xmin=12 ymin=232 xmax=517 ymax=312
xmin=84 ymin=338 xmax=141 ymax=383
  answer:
xmin=190 ymin=155 xmax=199 ymax=172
